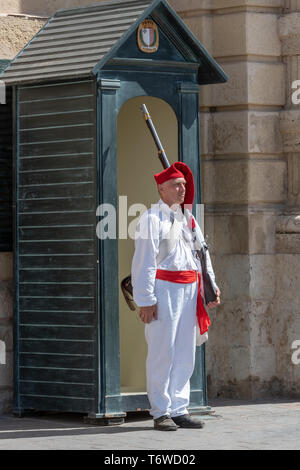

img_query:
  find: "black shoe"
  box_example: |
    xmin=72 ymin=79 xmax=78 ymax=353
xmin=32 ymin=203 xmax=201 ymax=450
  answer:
xmin=154 ymin=415 xmax=178 ymax=431
xmin=172 ymin=414 xmax=205 ymax=429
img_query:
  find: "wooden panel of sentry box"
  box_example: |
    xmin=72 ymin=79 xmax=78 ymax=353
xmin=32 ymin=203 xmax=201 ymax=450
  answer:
xmin=14 ymin=79 xmax=99 ymax=413
xmin=0 ymin=83 xmax=12 ymax=252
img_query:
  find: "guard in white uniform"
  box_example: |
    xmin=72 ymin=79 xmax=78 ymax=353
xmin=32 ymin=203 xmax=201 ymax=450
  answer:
xmin=131 ymin=162 xmax=220 ymax=431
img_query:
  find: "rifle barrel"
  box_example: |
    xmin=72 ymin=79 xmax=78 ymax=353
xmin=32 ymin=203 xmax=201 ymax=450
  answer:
xmin=141 ymin=104 xmax=170 ymax=169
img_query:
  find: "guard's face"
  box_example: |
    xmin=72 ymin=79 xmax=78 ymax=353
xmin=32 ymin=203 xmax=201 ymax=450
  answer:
xmin=159 ymin=177 xmax=186 ymax=207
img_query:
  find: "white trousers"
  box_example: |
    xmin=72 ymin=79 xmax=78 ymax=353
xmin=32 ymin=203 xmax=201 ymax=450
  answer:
xmin=145 ymin=278 xmax=197 ymax=420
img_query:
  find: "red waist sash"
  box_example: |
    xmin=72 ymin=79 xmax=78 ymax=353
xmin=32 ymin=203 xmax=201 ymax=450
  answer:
xmin=156 ymin=269 xmax=211 ymax=335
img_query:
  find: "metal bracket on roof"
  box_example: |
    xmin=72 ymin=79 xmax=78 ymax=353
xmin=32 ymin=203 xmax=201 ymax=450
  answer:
xmin=98 ymin=78 xmax=121 ymax=90
xmin=177 ymin=83 xmax=199 ymax=95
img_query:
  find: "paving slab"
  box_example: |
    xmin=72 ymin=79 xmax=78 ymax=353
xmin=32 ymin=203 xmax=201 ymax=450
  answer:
xmin=0 ymin=398 xmax=299 ymax=450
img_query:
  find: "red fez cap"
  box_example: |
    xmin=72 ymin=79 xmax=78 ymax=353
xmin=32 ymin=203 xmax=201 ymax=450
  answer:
xmin=154 ymin=162 xmax=195 ymax=207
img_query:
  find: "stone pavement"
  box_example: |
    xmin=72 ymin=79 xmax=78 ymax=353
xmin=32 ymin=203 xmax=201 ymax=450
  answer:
xmin=0 ymin=398 xmax=299 ymax=450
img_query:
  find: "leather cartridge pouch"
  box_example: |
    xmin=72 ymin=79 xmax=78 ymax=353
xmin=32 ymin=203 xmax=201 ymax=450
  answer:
xmin=121 ymin=275 xmax=135 ymax=311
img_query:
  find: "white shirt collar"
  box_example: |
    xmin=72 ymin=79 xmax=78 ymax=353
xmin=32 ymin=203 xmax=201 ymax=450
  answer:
xmin=158 ymin=199 xmax=186 ymax=223
xmin=158 ymin=198 xmax=181 ymax=214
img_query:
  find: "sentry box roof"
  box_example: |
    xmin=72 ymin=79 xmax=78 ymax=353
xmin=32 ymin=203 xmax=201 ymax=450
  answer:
xmin=0 ymin=0 xmax=228 ymax=86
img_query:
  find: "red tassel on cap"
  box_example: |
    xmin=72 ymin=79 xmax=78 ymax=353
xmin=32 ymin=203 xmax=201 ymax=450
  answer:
xmin=154 ymin=162 xmax=195 ymax=207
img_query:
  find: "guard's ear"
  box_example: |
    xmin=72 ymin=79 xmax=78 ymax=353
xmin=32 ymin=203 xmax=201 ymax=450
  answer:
xmin=158 ymin=180 xmax=169 ymax=192
xmin=157 ymin=183 xmax=165 ymax=195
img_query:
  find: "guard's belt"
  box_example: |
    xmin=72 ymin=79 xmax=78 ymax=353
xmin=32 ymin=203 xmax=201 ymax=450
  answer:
xmin=155 ymin=269 xmax=211 ymax=335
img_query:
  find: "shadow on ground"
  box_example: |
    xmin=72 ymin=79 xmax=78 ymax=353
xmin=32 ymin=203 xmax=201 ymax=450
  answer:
xmin=0 ymin=411 xmax=155 ymax=440
xmin=0 ymin=398 xmax=298 ymax=441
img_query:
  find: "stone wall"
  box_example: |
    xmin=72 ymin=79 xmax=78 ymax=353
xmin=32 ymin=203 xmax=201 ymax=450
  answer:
xmin=274 ymin=0 xmax=300 ymax=396
xmin=0 ymin=0 xmax=98 ymax=17
xmin=0 ymin=15 xmax=46 ymax=60
xmin=172 ymin=0 xmax=300 ymax=399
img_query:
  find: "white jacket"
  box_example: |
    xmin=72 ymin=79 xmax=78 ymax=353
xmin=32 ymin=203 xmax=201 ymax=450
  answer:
xmin=131 ymin=199 xmax=218 ymax=307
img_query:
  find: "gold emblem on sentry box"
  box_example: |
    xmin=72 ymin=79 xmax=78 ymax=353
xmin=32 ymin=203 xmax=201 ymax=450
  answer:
xmin=137 ymin=20 xmax=159 ymax=53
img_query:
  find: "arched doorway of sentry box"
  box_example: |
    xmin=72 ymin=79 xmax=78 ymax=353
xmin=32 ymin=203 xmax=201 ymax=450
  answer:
xmin=117 ymin=96 xmax=178 ymax=405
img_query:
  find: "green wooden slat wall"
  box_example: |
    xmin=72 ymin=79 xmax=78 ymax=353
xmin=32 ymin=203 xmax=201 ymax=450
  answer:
xmin=0 ymin=59 xmax=12 ymax=251
xmin=15 ymin=79 xmax=98 ymax=413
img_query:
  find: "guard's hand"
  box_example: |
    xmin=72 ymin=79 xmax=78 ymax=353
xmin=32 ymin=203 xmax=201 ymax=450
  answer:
xmin=139 ymin=304 xmax=158 ymax=323
xmin=207 ymin=288 xmax=221 ymax=309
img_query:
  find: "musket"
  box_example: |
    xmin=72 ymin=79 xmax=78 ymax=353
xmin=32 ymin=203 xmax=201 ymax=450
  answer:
xmin=140 ymin=104 xmax=170 ymax=170
xmin=120 ymin=105 xmax=217 ymax=311
xmin=121 ymin=104 xmax=170 ymax=311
